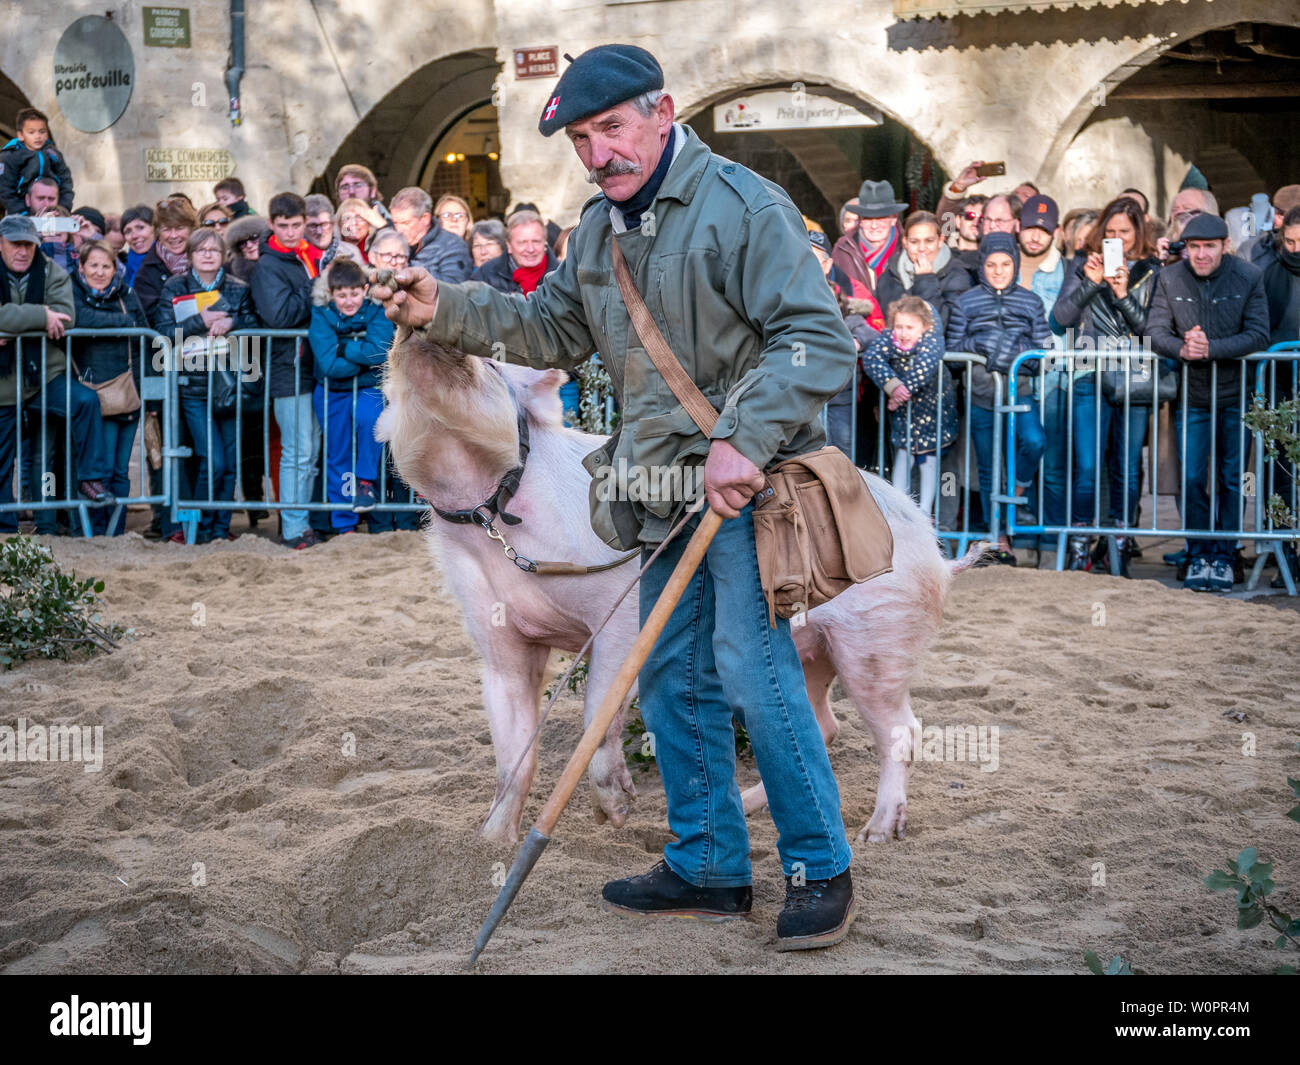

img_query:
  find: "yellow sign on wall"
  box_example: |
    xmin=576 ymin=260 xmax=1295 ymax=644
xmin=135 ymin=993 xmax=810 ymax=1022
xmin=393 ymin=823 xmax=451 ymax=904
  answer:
xmin=145 ymin=148 xmax=234 ymax=182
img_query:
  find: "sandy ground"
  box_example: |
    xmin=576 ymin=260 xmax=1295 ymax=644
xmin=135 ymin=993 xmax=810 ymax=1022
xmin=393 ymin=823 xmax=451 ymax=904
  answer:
xmin=1 ymin=524 xmax=1298 ymax=975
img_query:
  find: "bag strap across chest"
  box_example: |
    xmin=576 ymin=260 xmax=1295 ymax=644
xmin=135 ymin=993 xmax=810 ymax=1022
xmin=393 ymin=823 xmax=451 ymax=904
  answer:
xmin=610 ymin=238 xmax=719 ymax=437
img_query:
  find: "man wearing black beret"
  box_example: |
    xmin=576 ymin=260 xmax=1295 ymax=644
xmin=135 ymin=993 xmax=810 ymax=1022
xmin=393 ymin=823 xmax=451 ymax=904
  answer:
xmin=377 ymin=43 xmax=857 ymax=952
xmin=1148 ymin=211 xmax=1270 ymax=593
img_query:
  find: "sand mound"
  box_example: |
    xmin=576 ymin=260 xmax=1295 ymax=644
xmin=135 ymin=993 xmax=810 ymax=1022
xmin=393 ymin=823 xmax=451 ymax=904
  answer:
xmin=1 ymin=530 xmax=1297 ymax=973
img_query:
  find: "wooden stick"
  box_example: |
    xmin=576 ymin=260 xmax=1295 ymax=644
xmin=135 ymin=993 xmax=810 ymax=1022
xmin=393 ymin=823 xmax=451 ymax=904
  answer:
xmin=468 ymin=507 xmax=723 ymax=966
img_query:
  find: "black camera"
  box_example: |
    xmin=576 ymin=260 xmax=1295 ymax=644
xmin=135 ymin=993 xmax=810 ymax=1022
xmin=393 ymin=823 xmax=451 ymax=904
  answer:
xmin=1166 ymin=239 xmax=1186 ymax=258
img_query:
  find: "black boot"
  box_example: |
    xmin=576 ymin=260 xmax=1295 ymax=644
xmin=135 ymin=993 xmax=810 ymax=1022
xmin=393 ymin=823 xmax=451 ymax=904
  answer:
xmin=602 ymin=860 xmax=752 ymax=920
xmin=776 ymin=869 xmax=855 ymax=951
xmin=1066 ymin=534 xmax=1090 ymax=571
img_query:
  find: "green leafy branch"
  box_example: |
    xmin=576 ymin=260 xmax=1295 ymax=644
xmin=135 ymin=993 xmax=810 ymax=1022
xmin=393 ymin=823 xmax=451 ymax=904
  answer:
xmin=0 ymin=535 xmax=130 ymax=670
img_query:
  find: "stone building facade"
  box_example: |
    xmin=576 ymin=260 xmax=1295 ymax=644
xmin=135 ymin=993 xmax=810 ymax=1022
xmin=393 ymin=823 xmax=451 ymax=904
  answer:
xmin=2 ymin=0 xmax=1295 ymax=227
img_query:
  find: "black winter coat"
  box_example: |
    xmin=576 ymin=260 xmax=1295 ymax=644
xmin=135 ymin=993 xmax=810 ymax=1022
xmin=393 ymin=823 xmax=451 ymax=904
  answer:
xmin=412 ymin=220 xmax=472 ymax=283
xmin=1052 ymin=256 xmax=1160 ymax=342
xmin=131 ymin=244 xmax=181 ymax=320
xmin=152 ymin=271 xmax=257 ymax=400
xmin=0 ymin=137 xmax=74 ymax=215
xmin=470 ymin=249 xmax=559 ymax=295
xmin=1147 ymin=255 xmax=1271 ymax=408
xmin=875 ymin=249 xmax=974 ymax=333
xmin=69 ymin=271 xmax=149 ymax=389
xmin=248 ymin=235 xmax=316 ymax=398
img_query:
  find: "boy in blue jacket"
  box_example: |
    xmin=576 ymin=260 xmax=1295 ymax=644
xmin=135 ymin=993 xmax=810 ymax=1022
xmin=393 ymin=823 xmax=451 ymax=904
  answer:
xmin=308 ymin=258 xmax=395 ymax=533
xmin=0 ymin=109 xmax=74 ymax=215
xmin=947 ymin=232 xmax=1051 ymax=560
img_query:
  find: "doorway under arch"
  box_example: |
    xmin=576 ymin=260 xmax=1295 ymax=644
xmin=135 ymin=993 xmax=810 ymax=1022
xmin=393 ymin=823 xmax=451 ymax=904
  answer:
xmin=680 ymin=83 xmax=948 ymax=236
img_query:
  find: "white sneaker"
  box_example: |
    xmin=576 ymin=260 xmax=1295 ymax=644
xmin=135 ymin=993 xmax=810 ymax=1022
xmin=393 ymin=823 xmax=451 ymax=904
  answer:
xmin=1207 ymin=559 xmax=1234 ymax=593
xmin=1184 ymin=557 xmax=1211 ymax=591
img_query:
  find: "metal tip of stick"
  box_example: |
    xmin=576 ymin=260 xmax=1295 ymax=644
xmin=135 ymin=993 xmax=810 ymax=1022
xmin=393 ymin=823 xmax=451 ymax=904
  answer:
xmin=465 ymin=827 xmax=551 ymax=969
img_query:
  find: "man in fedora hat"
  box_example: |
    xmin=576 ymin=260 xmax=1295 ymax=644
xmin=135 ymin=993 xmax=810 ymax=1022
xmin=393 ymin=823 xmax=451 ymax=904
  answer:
xmin=832 ymin=179 xmax=908 ymax=301
xmin=376 ymin=43 xmax=858 ymax=951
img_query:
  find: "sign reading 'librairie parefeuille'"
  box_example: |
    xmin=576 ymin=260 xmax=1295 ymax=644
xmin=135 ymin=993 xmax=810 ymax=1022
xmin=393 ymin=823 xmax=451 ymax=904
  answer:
xmin=53 ymin=15 xmax=134 ymax=133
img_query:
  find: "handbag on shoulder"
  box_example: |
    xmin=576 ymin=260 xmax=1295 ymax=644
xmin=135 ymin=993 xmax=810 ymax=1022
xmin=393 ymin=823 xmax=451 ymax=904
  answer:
xmin=610 ymin=239 xmax=893 ymax=627
xmin=80 ymin=368 xmax=141 ymax=417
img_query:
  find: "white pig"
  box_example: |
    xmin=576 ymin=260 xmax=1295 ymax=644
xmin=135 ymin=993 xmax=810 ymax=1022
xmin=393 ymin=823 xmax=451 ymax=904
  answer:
xmin=378 ymin=331 xmax=982 ymax=845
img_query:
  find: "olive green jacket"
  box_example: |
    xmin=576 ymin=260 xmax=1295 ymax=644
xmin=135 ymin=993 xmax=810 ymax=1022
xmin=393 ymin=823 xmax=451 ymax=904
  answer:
xmin=0 ymin=255 xmax=76 ymax=405
xmin=419 ymin=124 xmax=856 ymax=548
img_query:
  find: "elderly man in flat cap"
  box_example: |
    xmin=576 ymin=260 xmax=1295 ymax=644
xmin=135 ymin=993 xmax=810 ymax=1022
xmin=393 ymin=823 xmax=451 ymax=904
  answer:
xmin=0 ymin=213 xmax=114 ymax=533
xmin=378 ymin=44 xmax=857 ymax=951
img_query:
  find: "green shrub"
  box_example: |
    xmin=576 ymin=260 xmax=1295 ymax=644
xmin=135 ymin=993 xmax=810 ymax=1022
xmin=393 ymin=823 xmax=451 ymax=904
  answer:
xmin=0 ymin=535 xmax=130 ymax=670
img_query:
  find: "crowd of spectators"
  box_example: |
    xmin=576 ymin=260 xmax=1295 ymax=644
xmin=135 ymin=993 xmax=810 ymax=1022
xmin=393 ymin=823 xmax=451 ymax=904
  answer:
xmin=0 ymin=104 xmax=1297 ymax=593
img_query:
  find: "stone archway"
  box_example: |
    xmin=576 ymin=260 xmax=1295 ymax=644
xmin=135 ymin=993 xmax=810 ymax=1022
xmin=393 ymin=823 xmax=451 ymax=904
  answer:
xmin=1035 ymin=6 xmax=1299 ymax=215
xmin=318 ymin=49 xmax=500 ymax=202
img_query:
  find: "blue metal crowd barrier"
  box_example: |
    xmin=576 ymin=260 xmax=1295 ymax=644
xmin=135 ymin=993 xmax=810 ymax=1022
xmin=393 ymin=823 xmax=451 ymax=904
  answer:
xmin=0 ymin=329 xmax=168 ymax=537
xmin=1000 ymin=344 xmax=1300 ymax=593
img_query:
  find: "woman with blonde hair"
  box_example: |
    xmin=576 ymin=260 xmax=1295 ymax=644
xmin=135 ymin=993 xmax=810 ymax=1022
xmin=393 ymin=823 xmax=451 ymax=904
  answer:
xmin=335 ymin=198 xmax=386 ymax=264
xmin=433 ymin=194 xmax=472 ymax=243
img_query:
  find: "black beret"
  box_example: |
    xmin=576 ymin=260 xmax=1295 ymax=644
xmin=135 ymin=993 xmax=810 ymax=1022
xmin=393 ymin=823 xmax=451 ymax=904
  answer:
xmin=537 ymin=44 xmax=664 ymax=137
xmin=1180 ymin=213 xmax=1228 ymax=241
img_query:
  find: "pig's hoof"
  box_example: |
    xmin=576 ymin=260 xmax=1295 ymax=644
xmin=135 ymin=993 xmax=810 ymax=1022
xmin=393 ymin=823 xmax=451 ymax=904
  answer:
xmin=590 ymin=776 xmax=635 ymax=829
xmin=477 ymin=814 xmax=520 ymax=847
xmin=859 ymin=802 xmax=907 ymax=843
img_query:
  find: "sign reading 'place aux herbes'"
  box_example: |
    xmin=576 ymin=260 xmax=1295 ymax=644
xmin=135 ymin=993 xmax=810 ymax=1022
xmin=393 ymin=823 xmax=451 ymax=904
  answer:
xmin=142 ymin=7 xmax=191 ymax=48
xmin=145 ymin=148 xmax=234 ymax=182
xmin=513 ymin=46 xmax=558 ymax=79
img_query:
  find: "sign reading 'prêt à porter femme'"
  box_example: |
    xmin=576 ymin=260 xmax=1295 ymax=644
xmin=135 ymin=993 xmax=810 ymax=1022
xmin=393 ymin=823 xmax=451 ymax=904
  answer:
xmin=145 ymin=148 xmax=234 ymax=182
xmin=143 ymin=7 xmax=191 ymax=48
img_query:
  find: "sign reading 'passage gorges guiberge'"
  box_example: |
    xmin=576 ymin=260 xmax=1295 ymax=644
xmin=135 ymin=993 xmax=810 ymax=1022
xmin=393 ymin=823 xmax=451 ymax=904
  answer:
xmin=53 ymin=15 xmax=134 ymax=133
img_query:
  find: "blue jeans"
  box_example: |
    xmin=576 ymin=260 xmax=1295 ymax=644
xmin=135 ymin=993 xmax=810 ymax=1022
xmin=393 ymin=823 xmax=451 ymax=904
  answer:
xmin=1037 ymin=370 xmax=1070 ymax=535
xmin=313 ymin=384 xmax=384 ymax=532
xmin=0 ymin=376 xmax=111 ymax=533
xmin=970 ymin=403 xmax=1045 ymax=532
xmin=1071 ymin=375 xmax=1149 ymax=527
xmin=181 ymin=397 xmax=238 ymax=540
xmin=272 ymin=392 xmax=321 ymax=540
xmin=638 ymin=502 xmax=852 ymax=887
xmin=1177 ymin=404 xmax=1244 ymax=563
xmin=90 ymin=413 xmax=139 ymax=536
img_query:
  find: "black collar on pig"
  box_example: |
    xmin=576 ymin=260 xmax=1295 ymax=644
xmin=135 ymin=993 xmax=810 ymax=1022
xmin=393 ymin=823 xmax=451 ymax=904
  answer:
xmin=430 ymin=387 xmax=530 ymax=529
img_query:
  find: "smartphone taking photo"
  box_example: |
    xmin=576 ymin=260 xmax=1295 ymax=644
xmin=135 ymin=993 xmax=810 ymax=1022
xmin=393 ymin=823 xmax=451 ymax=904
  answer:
xmin=1102 ymin=237 xmax=1124 ymax=278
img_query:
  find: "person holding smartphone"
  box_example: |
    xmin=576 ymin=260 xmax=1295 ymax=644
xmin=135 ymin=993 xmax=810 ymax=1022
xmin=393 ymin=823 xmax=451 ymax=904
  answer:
xmin=1052 ymin=197 xmax=1164 ymax=574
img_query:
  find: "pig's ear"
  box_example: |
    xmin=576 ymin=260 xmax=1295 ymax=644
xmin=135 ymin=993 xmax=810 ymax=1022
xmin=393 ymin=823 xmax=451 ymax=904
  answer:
xmin=520 ymin=368 xmax=567 ymax=428
xmin=375 ymin=406 xmax=396 ymax=442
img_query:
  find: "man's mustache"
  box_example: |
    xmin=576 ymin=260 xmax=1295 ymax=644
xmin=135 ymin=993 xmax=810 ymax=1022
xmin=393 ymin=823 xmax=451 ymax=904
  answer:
xmin=587 ymin=158 xmax=643 ymax=184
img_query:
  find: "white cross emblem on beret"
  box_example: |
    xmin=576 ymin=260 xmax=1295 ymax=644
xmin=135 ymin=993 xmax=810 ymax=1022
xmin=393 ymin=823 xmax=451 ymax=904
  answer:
xmin=544 ymin=96 xmax=560 ymax=120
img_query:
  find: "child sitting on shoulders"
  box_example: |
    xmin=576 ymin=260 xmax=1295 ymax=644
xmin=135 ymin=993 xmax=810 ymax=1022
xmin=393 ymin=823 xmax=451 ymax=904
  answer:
xmin=860 ymin=295 xmax=955 ymax=516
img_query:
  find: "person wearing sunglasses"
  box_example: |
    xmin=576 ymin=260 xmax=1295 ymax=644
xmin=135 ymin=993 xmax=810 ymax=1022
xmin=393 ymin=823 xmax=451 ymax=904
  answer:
xmin=198 ymin=202 xmax=233 ymax=233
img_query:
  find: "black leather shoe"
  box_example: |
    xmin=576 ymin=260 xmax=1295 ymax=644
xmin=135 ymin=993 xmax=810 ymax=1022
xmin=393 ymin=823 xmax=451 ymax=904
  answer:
xmin=79 ymin=480 xmax=114 ymax=504
xmin=602 ymin=860 xmax=752 ymax=920
xmin=776 ymin=869 xmax=855 ymax=951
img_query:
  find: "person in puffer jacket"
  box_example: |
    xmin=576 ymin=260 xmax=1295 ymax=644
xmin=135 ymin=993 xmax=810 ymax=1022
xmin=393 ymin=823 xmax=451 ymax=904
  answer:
xmin=947 ymin=232 xmax=1051 ymax=561
xmin=0 ymin=109 xmax=74 ymax=215
xmin=308 ymin=258 xmax=395 ymax=534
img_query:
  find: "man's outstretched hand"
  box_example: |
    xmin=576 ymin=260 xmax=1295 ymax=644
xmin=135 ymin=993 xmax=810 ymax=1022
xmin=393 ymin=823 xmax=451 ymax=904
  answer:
xmin=372 ymin=266 xmax=439 ymax=329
